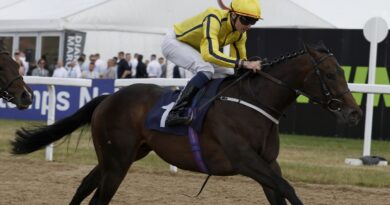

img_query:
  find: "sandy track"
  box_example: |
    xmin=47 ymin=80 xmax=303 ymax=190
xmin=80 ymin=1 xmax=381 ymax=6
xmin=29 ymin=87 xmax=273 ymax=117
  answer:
xmin=0 ymin=156 xmax=389 ymax=205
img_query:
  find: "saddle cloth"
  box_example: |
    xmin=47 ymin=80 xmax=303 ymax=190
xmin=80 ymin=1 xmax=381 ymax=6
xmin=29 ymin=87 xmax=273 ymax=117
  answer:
xmin=145 ymin=78 xmax=224 ymax=135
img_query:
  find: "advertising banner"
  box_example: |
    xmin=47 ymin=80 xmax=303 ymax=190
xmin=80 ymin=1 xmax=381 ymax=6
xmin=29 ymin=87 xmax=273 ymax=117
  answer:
xmin=63 ymin=30 xmax=86 ymax=66
xmin=0 ymin=79 xmax=115 ymax=121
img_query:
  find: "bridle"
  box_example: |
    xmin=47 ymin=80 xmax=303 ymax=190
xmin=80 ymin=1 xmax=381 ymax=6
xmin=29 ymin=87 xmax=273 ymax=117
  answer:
xmin=257 ymin=52 xmax=350 ymax=112
xmin=0 ymin=75 xmax=23 ymax=102
xmin=0 ymin=52 xmax=23 ymax=102
xmin=306 ymin=53 xmax=350 ymax=111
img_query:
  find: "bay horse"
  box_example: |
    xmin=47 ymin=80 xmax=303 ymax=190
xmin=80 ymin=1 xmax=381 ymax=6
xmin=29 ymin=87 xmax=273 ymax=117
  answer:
xmin=0 ymin=52 xmax=33 ymax=109
xmin=12 ymin=43 xmax=362 ymax=205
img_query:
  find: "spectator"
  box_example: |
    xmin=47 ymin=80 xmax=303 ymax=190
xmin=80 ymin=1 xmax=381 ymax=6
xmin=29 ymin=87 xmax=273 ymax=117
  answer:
xmin=15 ymin=59 xmax=24 ymax=76
xmin=67 ymin=60 xmax=82 ymax=78
xmin=80 ymin=53 xmax=87 ymax=66
xmin=117 ymin=51 xmax=131 ymax=78
xmin=144 ymin=59 xmax=150 ymax=67
xmin=31 ymin=59 xmax=49 ymax=77
xmin=19 ymin=51 xmax=29 ymax=76
xmin=78 ymin=56 xmax=86 ymax=70
xmin=146 ymin=54 xmax=162 ymax=78
xmin=130 ymin=53 xmax=138 ymax=77
xmin=95 ymin=53 xmax=106 ymax=75
xmin=113 ymin=56 xmax=118 ymax=63
xmin=14 ymin=51 xmax=29 ymax=76
xmin=82 ymin=62 xmax=100 ymax=79
xmin=135 ymin=54 xmax=148 ymax=78
xmin=103 ymin=58 xmax=117 ymax=79
xmin=52 ymin=60 xmax=68 ymax=78
xmin=48 ymin=58 xmax=57 ymax=77
xmin=82 ymin=54 xmax=96 ymax=72
xmin=158 ymin=57 xmax=167 ymax=78
xmin=125 ymin=53 xmax=132 ymax=67
xmin=13 ymin=51 xmax=20 ymax=60
xmin=173 ymin=65 xmax=181 ymax=78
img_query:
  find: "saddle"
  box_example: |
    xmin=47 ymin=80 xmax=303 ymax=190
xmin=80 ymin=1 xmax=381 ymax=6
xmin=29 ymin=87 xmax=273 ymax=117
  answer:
xmin=145 ymin=78 xmax=224 ymax=136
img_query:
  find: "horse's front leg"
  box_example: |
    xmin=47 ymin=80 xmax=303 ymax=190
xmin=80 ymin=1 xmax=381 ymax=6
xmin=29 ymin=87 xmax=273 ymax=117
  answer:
xmin=261 ymin=161 xmax=288 ymax=205
xmin=219 ymin=138 xmax=302 ymax=205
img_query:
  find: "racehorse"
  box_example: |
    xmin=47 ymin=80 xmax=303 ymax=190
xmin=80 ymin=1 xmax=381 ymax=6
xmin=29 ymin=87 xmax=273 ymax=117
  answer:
xmin=0 ymin=52 xmax=33 ymax=109
xmin=12 ymin=43 xmax=362 ymax=205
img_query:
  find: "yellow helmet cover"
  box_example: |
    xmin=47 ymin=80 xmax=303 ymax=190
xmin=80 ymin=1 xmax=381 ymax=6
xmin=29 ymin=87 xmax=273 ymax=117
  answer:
xmin=230 ymin=0 xmax=261 ymax=19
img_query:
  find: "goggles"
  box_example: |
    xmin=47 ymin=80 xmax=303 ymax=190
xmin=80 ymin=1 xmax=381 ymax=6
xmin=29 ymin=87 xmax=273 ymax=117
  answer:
xmin=239 ymin=15 xmax=258 ymax=26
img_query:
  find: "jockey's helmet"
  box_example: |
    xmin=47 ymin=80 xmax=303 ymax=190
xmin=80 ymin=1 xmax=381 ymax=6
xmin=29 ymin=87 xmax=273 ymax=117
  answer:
xmin=230 ymin=0 xmax=262 ymax=19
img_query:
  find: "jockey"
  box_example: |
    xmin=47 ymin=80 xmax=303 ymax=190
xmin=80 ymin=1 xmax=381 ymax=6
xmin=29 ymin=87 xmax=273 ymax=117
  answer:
xmin=162 ymin=0 xmax=263 ymax=126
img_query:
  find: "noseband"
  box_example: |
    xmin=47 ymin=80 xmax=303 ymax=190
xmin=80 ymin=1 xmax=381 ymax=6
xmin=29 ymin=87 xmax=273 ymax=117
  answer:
xmin=0 ymin=75 xmax=23 ymax=102
xmin=258 ymin=52 xmax=350 ymax=112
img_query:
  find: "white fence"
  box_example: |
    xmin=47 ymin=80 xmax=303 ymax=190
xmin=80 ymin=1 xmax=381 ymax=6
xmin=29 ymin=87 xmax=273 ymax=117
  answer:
xmin=24 ymin=77 xmax=92 ymax=161
xmin=22 ymin=77 xmax=390 ymax=163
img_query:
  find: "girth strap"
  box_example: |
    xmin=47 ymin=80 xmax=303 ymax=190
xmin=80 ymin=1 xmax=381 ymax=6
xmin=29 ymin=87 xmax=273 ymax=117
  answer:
xmin=219 ymin=96 xmax=280 ymax=124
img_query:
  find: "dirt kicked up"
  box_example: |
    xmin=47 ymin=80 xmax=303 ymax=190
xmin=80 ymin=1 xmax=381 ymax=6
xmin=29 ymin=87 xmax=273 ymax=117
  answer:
xmin=1 ymin=156 xmax=389 ymax=205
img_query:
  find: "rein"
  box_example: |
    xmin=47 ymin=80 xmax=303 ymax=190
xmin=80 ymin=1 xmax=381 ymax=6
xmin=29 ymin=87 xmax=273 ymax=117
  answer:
xmin=198 ymin=50 xmax=350 ymax=122
xmin=258 ymin=53 xmax=350 ymax=112
xmin=197 ymin=70 xmax=252 ymax=111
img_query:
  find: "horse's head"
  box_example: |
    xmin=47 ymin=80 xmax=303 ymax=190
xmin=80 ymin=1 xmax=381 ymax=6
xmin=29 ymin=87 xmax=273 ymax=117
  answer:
xmin=301 ymin=42 xmax=363 ymax=126
xmin=0 ymin=52 xmax=33 ymax=109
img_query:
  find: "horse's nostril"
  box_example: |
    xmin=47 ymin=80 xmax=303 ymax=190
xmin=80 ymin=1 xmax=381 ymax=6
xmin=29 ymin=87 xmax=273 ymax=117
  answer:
xmin=348 ymin=109 xmax=362 ymax=124
xmin=21 ymin=91 xmax=33 ymax=104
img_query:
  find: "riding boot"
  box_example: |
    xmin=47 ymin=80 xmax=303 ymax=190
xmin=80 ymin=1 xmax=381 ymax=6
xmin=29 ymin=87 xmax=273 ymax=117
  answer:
xmin=165 ymin=84 xmax=199 ymax=126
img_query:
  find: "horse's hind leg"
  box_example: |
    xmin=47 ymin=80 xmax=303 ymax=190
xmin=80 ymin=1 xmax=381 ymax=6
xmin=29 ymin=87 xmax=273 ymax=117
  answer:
xmin=69 ymin=165 xmax=101 ymax=205
xmin=261 ymin=161 xmax=287 ymax=205
xmin=87 ymin=144 xmax=150 ymax=205
xmin=90 ymin=130 xmax=142 ymax=205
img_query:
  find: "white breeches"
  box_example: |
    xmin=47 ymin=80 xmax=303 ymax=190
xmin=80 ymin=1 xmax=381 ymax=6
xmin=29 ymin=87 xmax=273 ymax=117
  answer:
xmin=161 ymin=30 xmax=234 ymax=79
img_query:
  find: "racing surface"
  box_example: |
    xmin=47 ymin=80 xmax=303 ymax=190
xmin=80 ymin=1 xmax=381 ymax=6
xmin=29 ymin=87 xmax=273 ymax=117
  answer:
xmin=1 ymin=156 xmax=389 ymax=205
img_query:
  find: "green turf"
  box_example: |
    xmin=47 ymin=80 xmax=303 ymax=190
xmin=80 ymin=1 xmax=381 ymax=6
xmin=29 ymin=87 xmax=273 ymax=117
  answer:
xmin=279 ymin=134 xmax=390 ymax=187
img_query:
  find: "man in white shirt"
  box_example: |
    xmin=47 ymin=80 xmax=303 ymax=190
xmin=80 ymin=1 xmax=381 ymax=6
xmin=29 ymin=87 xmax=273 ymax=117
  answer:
xmin=13 ymin=51 xmax=29 ymax=76
xmin=52 ymin=60 xmax=68 ymax=78
xmin=130 ymin=53 xmax=138 ymax=77
xmin=146 ymin=54 xmax=162 ymax=78
xmin=82 ymin=62 xmax=100 ymax=79
xmin=95 ymin=53 xmax=106 ymax=75
xmin=67 ymin=60 xmax=82 ymax=78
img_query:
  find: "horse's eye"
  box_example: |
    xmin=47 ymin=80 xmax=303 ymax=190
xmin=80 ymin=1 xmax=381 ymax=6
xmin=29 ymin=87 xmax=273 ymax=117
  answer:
xmin=326 ymin=73 xmax=336 ymax=80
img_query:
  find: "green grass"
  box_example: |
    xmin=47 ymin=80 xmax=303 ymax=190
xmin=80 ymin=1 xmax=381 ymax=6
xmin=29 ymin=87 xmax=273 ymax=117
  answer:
xmin=279 ymin=135 xmax=390 ymax=187
xmin=1 ymin=119 xmax=390 ymax=187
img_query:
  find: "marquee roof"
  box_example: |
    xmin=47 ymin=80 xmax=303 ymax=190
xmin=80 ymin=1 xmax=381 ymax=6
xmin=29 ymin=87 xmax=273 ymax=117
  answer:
xmin=0 ymin=0 xmax=388 ymax=33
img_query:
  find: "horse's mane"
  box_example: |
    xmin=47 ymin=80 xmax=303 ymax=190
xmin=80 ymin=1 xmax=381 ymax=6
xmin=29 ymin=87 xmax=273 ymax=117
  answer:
xmin=262 ymin=44 xmax=331 ymax=68
xmin=262 ymin=50 xmax=306 ymax=68
xmin=225 ymin=45 xmax=331 ymax=81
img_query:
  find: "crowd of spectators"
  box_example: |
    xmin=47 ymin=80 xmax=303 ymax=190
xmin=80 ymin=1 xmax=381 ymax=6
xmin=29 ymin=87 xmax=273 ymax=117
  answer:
xmin=12 ymin=50 xmax=179 ymax=79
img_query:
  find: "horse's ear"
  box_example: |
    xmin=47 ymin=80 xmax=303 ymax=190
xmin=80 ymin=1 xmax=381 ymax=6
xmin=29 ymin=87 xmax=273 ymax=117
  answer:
xmin=317 ymin=40 xmax=328 ymax=50
xmin=303 ymin=42 xmax=315 ymax=53
xmin=303 ymin=42 xmax=321 ymax=58
xmin=303 ymin=42 xmax=308 ymax=52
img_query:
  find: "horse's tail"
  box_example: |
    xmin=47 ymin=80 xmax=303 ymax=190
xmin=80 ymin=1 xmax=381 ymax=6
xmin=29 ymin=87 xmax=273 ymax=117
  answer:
xmin=11 ymin=95 xmax=109 ymax=155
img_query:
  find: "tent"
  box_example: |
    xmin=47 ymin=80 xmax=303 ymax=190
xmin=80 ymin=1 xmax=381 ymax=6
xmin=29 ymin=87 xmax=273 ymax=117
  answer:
xmin=0 ymin=0 xmax=388 ymax=61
